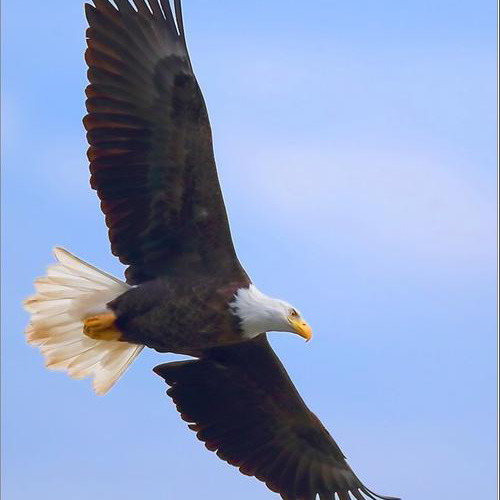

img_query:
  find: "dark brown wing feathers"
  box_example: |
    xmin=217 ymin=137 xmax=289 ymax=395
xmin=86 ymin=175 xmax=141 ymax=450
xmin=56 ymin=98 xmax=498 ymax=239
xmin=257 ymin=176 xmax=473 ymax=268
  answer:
xmin=154 ymin=336 xmax=399 ymax=500
xmin=85 ymin=0 xmax=244 ymax=284
xmin=86 ymin=2 xmax=397 ymax=498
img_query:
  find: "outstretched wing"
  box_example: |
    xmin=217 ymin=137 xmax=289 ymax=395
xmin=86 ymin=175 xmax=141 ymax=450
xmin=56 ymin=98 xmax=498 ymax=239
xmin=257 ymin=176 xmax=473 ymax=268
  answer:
xmin=154 ymin=336 xmax=399 ymax=500
xmin=84 ymin=0 xmax=246 ymax=284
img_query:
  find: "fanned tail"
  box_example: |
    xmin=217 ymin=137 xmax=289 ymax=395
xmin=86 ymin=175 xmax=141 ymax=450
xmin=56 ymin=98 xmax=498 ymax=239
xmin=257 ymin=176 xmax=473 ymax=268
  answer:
xmin=23 ymin=247 xmax=144 ymax=395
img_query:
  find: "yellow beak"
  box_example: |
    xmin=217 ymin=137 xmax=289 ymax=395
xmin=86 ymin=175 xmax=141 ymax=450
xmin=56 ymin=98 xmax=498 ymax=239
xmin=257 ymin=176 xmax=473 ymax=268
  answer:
xmin=288 ymin=317 xmax=313 ymax=342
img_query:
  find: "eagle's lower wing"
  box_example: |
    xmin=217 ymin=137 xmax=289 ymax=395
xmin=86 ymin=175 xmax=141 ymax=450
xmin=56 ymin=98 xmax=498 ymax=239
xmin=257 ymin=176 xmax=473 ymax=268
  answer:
xmin=154 ymin=335 xmax=399 ymax=500
xmin=84 ymin=0 xmax=246 ymax=285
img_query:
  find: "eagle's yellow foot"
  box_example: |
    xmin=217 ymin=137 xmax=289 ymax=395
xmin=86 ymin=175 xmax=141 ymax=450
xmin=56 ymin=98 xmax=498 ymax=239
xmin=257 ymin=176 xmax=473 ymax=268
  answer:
xmin=83 ymin=312 xmax=122 ymax=341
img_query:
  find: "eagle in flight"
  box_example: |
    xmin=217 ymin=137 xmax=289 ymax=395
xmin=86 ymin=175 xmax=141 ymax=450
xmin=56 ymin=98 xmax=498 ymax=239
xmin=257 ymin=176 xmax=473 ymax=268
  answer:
xmin=24 ymin=1 xmax=399 ymax=499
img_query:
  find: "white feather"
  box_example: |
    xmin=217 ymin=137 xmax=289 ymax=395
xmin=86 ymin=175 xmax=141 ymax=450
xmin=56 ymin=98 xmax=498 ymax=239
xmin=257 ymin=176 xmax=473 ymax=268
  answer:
xmin=67 ymin=346 xmax=110 ymax=379
xmin=23 ymin=247 xmax=144 ymax=394
xmin=94 ymin=345 xmax=140 ymax=395
xmin=229 ymin=284 xmax=298 ymax=338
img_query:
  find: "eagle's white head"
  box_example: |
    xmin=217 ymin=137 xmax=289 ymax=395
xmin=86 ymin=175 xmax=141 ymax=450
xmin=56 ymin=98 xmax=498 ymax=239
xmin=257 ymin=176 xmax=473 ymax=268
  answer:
xmin=229 ymin=285 xmax=312 ymax=341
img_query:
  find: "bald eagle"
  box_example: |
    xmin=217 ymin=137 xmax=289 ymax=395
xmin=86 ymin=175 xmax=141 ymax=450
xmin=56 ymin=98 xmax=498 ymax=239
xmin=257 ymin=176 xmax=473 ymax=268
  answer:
xmin=23 ymin=1 xmax=399 ymax=499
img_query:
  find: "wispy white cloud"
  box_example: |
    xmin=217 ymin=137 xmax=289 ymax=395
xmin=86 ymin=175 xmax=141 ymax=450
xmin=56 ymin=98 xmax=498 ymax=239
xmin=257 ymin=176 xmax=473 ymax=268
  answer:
xmin=228 ymin=142 xmax=496 ymax=265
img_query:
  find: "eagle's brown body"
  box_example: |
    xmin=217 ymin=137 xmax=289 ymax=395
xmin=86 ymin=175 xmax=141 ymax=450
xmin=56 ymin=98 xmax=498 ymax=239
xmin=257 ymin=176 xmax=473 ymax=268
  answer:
xmin=110 ymin=277 xmax=247 ymax=354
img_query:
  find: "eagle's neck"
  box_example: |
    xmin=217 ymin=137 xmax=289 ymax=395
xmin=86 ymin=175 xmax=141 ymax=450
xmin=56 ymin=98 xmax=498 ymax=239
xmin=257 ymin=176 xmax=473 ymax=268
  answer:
xmin=229 ymin=284 xmax=290 ymax=338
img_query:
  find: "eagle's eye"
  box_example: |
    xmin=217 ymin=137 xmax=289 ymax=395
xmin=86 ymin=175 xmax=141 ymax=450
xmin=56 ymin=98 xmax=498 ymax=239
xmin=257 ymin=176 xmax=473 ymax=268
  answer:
xmin=289 ymin=309 xmax=298 ymax=317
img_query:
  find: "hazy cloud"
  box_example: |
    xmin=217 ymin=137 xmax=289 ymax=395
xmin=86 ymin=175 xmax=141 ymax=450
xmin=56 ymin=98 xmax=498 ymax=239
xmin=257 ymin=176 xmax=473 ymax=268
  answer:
xmin=231 ymin=143 xmax=495 ymax=265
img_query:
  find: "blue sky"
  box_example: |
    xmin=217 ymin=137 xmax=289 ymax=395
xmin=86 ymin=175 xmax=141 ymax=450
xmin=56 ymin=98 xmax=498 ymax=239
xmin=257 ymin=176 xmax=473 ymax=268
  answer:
xmin=1 ymin=1 xmax=497 ymax=499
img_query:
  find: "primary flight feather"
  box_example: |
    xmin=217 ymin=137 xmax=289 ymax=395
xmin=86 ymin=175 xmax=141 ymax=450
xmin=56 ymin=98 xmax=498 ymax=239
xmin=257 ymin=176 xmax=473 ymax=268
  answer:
xmin=23 ymin=1 xmax=399 ymax=499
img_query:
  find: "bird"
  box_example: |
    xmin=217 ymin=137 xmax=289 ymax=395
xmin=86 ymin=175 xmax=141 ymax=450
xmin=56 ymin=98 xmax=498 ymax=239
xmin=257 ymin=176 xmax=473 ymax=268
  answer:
xmin=23 ymin=1 xmax=400 ymax=499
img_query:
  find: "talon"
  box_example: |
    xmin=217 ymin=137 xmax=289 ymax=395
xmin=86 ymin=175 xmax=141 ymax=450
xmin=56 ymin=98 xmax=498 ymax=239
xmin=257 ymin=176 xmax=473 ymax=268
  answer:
xmin=83 ymin=312 xmax=122 ymax=341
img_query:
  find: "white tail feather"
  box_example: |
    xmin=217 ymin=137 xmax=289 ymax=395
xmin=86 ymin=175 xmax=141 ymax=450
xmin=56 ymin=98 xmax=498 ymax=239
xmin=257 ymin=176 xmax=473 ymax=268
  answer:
xmin=23 ymin=247 xmax=144 ymax=395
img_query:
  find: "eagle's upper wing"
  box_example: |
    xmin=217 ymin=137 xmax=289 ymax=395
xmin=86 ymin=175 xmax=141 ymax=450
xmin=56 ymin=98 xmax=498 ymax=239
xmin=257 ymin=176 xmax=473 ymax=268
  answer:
xmin=154 ymin=335 xmax=400 ymax=500
xmin=84 ymin=0 xmax=247 ymax=285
